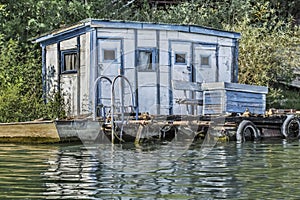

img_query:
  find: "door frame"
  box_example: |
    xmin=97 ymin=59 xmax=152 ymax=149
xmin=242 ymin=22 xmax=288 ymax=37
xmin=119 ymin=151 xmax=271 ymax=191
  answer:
xmin=96 ymin=37 xmax=124 ymax=117
xmin=168 ymin=40 xmax=218 ymax=115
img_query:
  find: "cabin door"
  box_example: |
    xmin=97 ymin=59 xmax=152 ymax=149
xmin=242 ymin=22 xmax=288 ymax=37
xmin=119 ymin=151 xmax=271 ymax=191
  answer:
xmin=97 ymin=39 xmax=122 ymax=116
xmin=136 ymin=48 xmax=158 ymax=114
xmin=193 ymin=43 xmax=217 ymax=83
xmin=170 ymin=41 xmax=193 ymax=115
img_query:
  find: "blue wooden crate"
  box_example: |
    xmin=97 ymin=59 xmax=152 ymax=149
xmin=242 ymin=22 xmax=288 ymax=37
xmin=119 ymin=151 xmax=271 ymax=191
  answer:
xmin=202 ymin=82 xmax=268 ymax=115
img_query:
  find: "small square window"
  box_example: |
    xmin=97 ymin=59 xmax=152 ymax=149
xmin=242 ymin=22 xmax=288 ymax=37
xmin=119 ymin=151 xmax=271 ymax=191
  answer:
xmin=103 ymin=49 xmax=116 ymax=61
xmin=137 ymin=49 xmax=155 ymax=71
xmin=61 ymin=50 xmax=77 ymax=73
xmin=201 ymin=55 xmax=210 ymax=67
xmin=175 ymin=53 xmax=186 ymax=64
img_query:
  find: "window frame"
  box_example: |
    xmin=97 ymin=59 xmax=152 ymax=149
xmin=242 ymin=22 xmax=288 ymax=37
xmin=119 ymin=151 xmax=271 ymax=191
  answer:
xmin=200 ymin=54 xmax=211 ymax=68
xmin=137 ymin=48 xmax=157 ymax=72
xmin=61 ymin=49 xmax=78 ymax=74
xmin=174 ymin=52 xmax=187 ymax=65
xmin=102 ymin=48 xmax=117 ymax=62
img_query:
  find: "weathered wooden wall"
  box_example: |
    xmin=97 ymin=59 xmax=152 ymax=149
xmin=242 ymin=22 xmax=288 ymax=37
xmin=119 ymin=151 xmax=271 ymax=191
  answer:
xmin=38 ymin=20 xmax=240 ymax=117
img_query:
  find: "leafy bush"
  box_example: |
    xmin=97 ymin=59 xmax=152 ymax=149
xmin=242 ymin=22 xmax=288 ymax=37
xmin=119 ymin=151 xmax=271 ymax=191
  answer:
xmin=0 ymin=0 xmax=299 ymax=122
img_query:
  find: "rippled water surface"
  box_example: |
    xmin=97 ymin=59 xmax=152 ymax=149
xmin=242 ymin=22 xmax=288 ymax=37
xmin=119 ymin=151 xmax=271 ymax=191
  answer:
xmin=1 ymin=139 xmax=300 ymax=199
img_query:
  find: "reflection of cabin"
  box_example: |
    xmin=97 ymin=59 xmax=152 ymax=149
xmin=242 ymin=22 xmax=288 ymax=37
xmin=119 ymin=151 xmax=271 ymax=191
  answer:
xmin=34 ymin=19 xmax=241 ymax=117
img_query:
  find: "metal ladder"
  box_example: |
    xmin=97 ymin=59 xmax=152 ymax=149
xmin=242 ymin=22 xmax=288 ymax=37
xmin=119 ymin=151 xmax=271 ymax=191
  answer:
xmin=93 ymin=75 xmax=138 ymax=143
xmin=110 ymin=75 xmax=137 ymax=143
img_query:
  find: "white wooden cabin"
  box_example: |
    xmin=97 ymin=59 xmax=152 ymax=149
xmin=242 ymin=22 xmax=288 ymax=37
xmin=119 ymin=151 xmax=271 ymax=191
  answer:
xmin=34 ymin=19 xmax=242 ymax=117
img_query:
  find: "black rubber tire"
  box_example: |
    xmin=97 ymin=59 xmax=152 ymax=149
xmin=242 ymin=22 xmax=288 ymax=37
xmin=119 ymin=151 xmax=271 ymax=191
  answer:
xmin=236 ymin=120 xmax=260 ymax=143
xmin=281 ymin=115 xmax=300 ymax=139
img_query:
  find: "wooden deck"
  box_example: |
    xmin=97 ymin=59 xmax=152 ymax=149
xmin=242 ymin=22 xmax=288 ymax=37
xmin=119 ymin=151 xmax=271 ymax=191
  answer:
xmin=0 ymin=110 xmax=299 ymax=144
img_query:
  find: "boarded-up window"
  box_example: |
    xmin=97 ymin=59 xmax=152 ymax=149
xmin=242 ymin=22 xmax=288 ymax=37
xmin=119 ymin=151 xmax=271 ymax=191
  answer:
xmin=137 ymin=49 xmax=156 ymax=71
xmin=103 ymin=49 xmax=116 ymax=61
xmin=61 ymin=49 xmax=77 ymax=73
xmin=201 ymin=55 xmax=210 ymax=67
xmin=175 ymin=53 xmax=186 ymax=64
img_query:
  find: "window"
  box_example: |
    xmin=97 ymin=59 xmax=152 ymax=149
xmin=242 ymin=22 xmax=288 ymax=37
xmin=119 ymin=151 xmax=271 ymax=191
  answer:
xmin=175 ymin=53 xmax=186 ymax=64
xmin=200 ymin=55 xmax=210 ymax=68
xmin=137 ymin=49 xmax=156 ymax=71
xmin=61 ymin=49 xmax=77 ymax=73
xmin=103 ymin=49 xmax=116 ymax=62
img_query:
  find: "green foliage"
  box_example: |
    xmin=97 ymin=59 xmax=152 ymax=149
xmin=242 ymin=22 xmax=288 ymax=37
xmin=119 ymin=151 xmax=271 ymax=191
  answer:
xmin=227 ymin=1 xmax=300 ymax=108
xmin=267 ymin=86 xmax=300 ymax=109
xmin=234 ymin=21 xmax=300 ymax=87
xmin=0 ymin=0 xmax=299 ymax=122
xmin=42 ymin=92 xmax=67 ymax=120
xmin=0 ymin=85 xmax=66 ymax=122
xmin=0 ymin=35 xmax=66 ymax=122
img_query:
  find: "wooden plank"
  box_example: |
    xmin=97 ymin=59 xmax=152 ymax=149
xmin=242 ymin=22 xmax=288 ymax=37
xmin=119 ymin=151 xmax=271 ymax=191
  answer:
xmin=202 ymin=82 xmax=268 ymax=94
xmin=226 ymin=105 xmax=265 ymax=114
xmin=175 ymin=98 xmax=203 ymax=105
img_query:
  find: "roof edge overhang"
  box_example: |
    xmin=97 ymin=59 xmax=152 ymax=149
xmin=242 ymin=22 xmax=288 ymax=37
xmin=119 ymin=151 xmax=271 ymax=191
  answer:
xmin=33 ymin=18 xmax=241 ymax=45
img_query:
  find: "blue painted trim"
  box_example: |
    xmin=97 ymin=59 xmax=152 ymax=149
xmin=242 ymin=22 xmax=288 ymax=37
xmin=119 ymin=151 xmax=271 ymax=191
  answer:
xmin=120 ymin=38 xmax=124 ymax=75
xmin=120 ymin=39 xmax=125 ymax=113
xmin=96 ymin=36 xmax=124 ymax=40
xmin=101 ymin=48 xmax=118 ymax=62
xmin=189 ymin=42 xmax=194 ymax=115
xmin=57 ymin=42 xmax=61 ymax=93
xmin=97 ymin=37 xmax=124 ymax=64
xmin=189 ymin=25 xmax=240 ymax=39
xmin=35 ymin=19 xmax=240 ymax=46
xmin=95 ymin=38 xmax=101 ymax=107
xmin=41 ymin=45 xmax=47 ymax=103
xmin=76 ymin=36 xmax=81 ymax=115
xmin=38 ymin=26 xmax=93 ymax=46
xmin=89 ymin=29 xmax=97 ymax=111
xmin=97 ymin=37 xmax=124 ymax=40
xmin=96 ymin=38 xmax=124 ymax=108
xmin=216 ymin=45 xmax=219 ymax=82
xmin=174 ymin=52 xmax=188 ymax=65
xmin=61 ymin=70 xmax=77 ymax=74
xmin=90 ymin=19 xmax=240 ymax=39
xmin=134 ymin=29 xmax=139 ymax=114
xmin=191 ymin=44 xmax=195 ymax=83
xmin=136 ymin=48 xmax=157 ymax=72
xmin=168 ymin=40 xmax=173 ymax=115
xmin=189 ymin=44 xmax=193 ymax=82
xmin=156 ymin=30 xmax=160 ymax=114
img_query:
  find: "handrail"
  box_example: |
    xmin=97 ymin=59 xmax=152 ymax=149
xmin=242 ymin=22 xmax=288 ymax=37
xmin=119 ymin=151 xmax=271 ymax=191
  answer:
xmin=92 ymin=76 xmax=112 ymax=121
xmin=111 ymin=75 xmax=137 ymax=143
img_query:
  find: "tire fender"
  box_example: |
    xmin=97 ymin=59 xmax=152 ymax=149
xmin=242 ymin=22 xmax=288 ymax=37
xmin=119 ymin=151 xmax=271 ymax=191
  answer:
xmin=236 ymin=120 xmax=260 ymax=143
xmin=281 ymin=115 xmax=300 ymax=139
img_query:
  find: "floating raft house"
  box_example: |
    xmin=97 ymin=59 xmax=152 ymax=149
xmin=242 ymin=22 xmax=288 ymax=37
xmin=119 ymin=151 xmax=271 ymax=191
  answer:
xmin=0 ymin=19 xmax=298 ymax=144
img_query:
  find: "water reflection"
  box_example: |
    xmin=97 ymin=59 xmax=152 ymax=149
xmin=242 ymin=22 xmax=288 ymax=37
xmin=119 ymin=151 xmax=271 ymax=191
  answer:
xmin=0 ymin=144 xmax=56 ymax=199
xmin=42 ymin=145 xmax=101 ymax=199
xmin=1 ymin=140 xmax=300 ymax=199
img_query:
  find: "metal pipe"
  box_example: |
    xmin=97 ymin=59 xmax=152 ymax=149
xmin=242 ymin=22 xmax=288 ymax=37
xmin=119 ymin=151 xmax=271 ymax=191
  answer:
xmin=111 ymin=75 xmax=137 ymax=143
xmin=92 ymin=76 xmax=112 ymax=121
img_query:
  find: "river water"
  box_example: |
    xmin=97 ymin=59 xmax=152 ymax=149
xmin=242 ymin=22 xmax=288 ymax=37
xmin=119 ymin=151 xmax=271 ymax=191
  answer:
xmin=0 ymin=139 xmax=300 ymax=199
